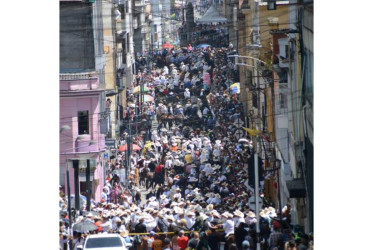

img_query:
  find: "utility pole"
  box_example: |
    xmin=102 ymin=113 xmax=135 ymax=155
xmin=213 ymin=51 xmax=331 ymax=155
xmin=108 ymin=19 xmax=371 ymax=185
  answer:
xmin=254 ymin=152 xmax=260 ymax=250
xmin=66 ymin=165 xmax=72 ymax=250
xmin=85 ymin=159 xmax=91 ymax=211
xmin=73 ymin=160 xmax=80 ymax=211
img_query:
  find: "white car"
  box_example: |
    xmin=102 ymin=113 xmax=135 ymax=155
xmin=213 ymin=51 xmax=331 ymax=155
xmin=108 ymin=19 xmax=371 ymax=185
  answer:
xmin=83 ymin=234 xmax=128 ymax=250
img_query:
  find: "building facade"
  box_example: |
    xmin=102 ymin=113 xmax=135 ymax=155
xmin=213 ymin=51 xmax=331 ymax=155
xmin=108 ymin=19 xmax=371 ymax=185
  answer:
xmin=237 ymin=0 xmax=313 ymax=233
xmin=60 ymin=0 xmax=107 ymax=203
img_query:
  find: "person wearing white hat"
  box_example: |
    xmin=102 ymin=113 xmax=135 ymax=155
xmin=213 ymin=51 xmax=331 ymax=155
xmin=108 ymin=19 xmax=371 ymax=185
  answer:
xmin=100 ymin=215 xmax=113 ymax=233
xmin=184 ymin=210 xmax=196 ymax=229
xmin=212 ymin=193 xmax=221 ymax=205
xmin=184 ymin=88 xmax=190 ymax=99
xmin=203 ymin=163 xmax=214 ymax=176
xmin=160 ymin=194 xmax=170 ymax=207
xmin=185 ymin=185 xmax=193 ymax=196
xmin=233 ymin=210 xmax=245 ymax=228
xmin=220 ymin=213 xmax=235 ymax=238
xmin=245 ymin=211 xmax=257 ymax=225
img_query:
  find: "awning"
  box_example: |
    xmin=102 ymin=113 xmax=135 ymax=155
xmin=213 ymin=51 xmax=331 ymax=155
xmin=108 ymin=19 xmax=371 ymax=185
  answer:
xmin=106 ymin=90 xmax=118 ymax=96
xmin=196 ymin=5 xmax=227 ymax=24
xmin=286 ymin=179 xmax=306 ymax=198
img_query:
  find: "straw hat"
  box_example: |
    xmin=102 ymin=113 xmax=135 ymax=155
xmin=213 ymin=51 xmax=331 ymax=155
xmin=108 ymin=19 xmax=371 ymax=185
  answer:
xmin=222 ymin=212 xmax=233 ymax=218
xmin=212 ymin=164 xmax=220 ymax=170
xmin=233 ymin=210 xmax=244 ymax=218
xmin=206 ymin=204 xmax=214 ymax=211
xmin=247 ymin=211 xmax=256 ymax=218
xmin=160 ymin=194 xmax=167 ymax=200
xmin=186 ymin=210 xmax=195 ymax=216
xmin=200 ymin=213 xmax=208 ymax=221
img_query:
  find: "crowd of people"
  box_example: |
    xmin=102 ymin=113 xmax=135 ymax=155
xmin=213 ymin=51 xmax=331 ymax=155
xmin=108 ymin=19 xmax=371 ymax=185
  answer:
xmin=59 ymin=45 xmax=313 ymax=250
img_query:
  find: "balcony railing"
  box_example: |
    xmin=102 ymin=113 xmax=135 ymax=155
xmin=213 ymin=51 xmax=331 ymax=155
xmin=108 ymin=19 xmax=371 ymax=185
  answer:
xmin=59 ymin=71 xmax=98 ymax=80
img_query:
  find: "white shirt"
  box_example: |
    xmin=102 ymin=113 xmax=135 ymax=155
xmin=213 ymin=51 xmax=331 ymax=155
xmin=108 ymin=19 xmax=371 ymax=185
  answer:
xmin=165 ymin=159 xmax=173 ymax=169
xmin=101 ymin=220 xmax=112 ymax=232
xmin=173 ymin=192 xmax=182 ymax=200
xmin=185 ymin=189 xmax=193 ymax=196
xmin=149 ymin=200 xmax=160 ymax=210
xmin=185 ymin=216 xmax=196 ymax=229
xmin=212 ymin=198 xmax=221 ymax=205
xmin=234 ymin=217 xmax=246 ymax=227
xmin=218 ymin=175 xmax=226 ymax=182
xmin=222 ymin=219 xmax=235 ymax=237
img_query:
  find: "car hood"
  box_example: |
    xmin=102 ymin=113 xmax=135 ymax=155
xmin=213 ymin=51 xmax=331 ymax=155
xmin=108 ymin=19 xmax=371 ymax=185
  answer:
xmin=84 ymin=248 xmax=126 ymax=250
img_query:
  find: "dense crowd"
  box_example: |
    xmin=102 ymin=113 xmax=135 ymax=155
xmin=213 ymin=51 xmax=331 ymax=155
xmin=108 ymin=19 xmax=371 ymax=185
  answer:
xmin=59 ymin=45 xmax=313 ymax=250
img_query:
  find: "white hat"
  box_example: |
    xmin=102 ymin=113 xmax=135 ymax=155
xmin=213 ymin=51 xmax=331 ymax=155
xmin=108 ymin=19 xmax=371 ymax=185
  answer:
xmin=222 ymin=212 xmax=233 ymax=218
xmin=233 ymin=210 xmax=244 ymax=218
xmin=212 ymin=164 xmax=220 ymax=170
xmin=247 ymin=211 xmax=256 ymax=218
xmin=206 ymin=204 xmax=214 ymax=211
xmin=148 ymin=196 xmax=156 ymax=202
xmin=189 ymin=177 xmax=198 ymax=182
xmin=200 ymin=213 xmax=208 ymax=221
xmin=166 ymin=215 xmax=175 ymax=221
xmin=187 ymin=210 xmax=195 ymax=216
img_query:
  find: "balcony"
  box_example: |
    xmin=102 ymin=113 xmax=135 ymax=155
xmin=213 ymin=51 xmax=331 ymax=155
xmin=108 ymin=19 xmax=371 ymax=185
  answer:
xmin=74 ymin=134 xmax=106 ymax=153
xmin=60 ymin=72 xmax=99 ymax=91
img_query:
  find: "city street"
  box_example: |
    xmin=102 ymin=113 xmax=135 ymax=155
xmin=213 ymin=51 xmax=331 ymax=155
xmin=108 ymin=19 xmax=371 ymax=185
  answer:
xmin=59 ymin=1 xmax=314 ymax=250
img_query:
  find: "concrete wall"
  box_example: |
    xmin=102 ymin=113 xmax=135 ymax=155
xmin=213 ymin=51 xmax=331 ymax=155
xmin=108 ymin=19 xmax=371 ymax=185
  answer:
xmin=60 ymin=2 xmax=95 ymax=71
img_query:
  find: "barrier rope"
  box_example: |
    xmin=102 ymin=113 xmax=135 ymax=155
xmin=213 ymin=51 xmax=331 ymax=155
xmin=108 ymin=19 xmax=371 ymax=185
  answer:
xmin=126 ymin=229 xmax=225 ymax=236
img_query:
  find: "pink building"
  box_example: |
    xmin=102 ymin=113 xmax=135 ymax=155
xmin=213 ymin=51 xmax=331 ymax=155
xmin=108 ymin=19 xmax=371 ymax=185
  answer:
xmin=60 ymin=72 xmax=106 ymax=203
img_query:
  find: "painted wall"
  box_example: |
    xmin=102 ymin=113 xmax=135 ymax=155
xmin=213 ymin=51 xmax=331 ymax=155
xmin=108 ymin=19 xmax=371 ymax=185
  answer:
xmin=60 ymin=77 xmax=106 ymax=202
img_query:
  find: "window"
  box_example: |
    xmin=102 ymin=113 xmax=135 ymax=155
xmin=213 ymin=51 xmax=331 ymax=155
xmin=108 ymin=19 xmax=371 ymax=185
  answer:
xmin=267 ymin=1 xmax=277 ymax=10
xmin=78 ymin=111 xmax=89 ymax=135
xmin=280 ymin=93 xmax=287 ymax=109
xmin=119 ymin=4 xmax=125 ymax=20
xmin=126 ymin=33 xmax=130 ymax=53
xmin=285 ymin=45 xmax=289 ymax=59
xmin=252 ymin=92 xmax=258 ymax=109
xmin=85 ymin=237 xmax=123 ymax=248
xmin=122 ymin=39 xmax=127 ymax=64
xmin=246 ymin=71 xmax=253 ymax=86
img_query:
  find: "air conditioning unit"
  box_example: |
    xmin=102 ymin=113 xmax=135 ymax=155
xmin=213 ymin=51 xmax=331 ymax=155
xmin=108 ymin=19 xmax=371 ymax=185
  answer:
xmin=268 ymin=17 xmax=279 ymax=25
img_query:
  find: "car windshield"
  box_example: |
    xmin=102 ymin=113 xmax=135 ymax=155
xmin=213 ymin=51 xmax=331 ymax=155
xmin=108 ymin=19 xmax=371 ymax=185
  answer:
xmin=85 ymin=237 xmax=123 ymax=248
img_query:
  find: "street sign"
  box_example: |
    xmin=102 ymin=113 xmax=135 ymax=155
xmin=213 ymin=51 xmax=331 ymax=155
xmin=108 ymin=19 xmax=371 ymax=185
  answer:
xmin=105 ymin=139 xmax=116 ymax=148
xmin=103 ymin=153 xmax=108 ymax=159
xmin=248 ymin=196 xmax=263 ymax=211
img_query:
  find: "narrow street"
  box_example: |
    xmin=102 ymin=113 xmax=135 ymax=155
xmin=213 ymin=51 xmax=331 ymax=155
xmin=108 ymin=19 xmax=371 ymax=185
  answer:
xmin=58 ymin=1 xmax=314 ymax=250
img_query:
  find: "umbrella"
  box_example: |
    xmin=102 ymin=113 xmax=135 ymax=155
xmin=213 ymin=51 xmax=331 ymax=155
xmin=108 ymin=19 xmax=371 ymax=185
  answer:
xmin=118 ymin=144 xmax=141 ymax=152
xmin=197 ymin=44 xmax=211 ymax=49
xmin=238 ymin=138 xmax=249 ymax=143
xmin=112 ymin=169 xmax=121 ymax=176
xmin=83 ymin=211 xmax=100 ymax=217
xmin=133 ymin=85 xmax=150 ymax=94
xmin=70 ymin=194 xmax=87 ymax=208
xmin=73 ymin=220 xmax=98 ymax=233
xmin=230 ymin=82 xmax=240 ymax=94
xmin=162 ymin=42 xmax=174 ymax=49
xmin=143 ymin=95 xmax=154 ymax=103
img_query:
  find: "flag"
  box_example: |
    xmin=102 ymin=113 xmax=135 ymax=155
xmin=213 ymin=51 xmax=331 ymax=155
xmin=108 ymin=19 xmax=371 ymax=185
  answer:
xmin=242 ymin=127 xmax=262 ymax=136
xmin=230 ymin=82 xmax=240 ymax=94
